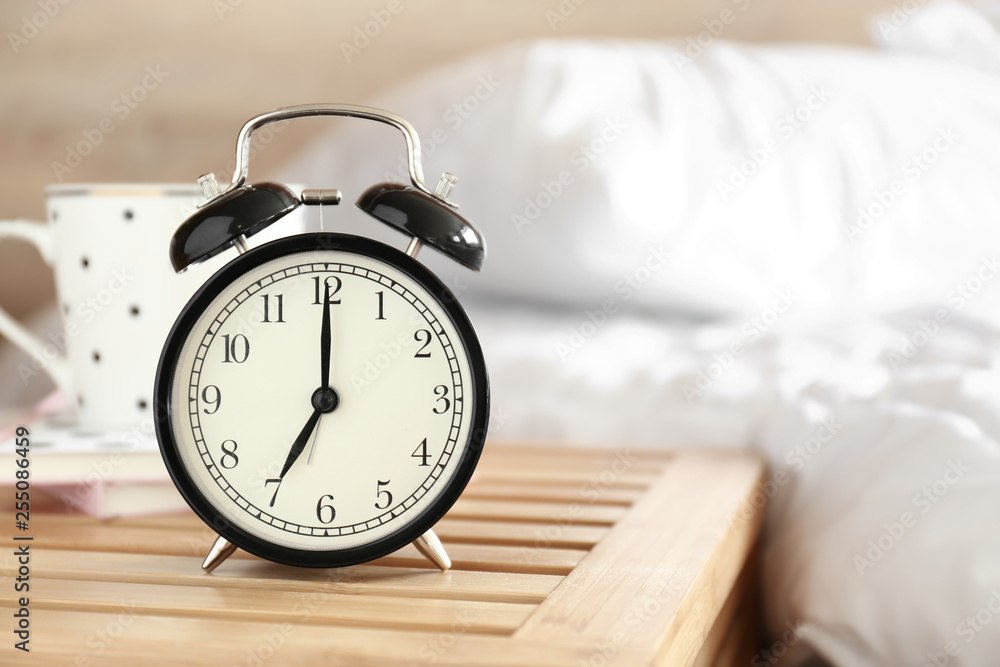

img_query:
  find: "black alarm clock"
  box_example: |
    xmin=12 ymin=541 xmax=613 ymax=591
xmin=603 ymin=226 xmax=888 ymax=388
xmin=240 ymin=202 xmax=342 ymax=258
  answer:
xmin=153 ymin=104 xmax=489 ymax=572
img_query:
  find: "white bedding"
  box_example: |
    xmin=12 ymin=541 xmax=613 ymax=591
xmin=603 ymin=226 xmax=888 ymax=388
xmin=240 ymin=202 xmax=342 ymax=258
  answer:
xmin=275 ymin=2 xmax=1000 ymax=663
xmin=470 ymin=304 xmax=1000 ymax=665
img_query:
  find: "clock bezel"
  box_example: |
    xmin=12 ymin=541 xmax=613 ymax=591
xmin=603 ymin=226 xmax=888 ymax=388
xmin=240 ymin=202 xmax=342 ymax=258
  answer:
xmin=154 ymin=232 xmax=489 ymax=568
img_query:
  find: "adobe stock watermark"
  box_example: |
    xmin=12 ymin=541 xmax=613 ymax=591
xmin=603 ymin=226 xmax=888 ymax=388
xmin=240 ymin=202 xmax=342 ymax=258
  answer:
xmin=885 ymin=254 xmax=997 ymax=371
xmin=922 ymin=589 xmax=1000 ymax=667
xmin=520 ymin=449 xmax=637 ymax=563
xmin=340 ymin=0 xmax=408 ymax=63
xmin=108 ymin=269 xmax=307 ymax=459
xmin=73 ymin=601 xmax=138 ymax=665
xmin=347 ymin=268 xmax=481 ymax=393
xmin=488 ymin=401 xmax=512 ymax=436
xmin=349 ymin=311 xmax=427 ymax=392
xmin=578 ymin=576 xmax=685 ymax=667
xmin=554 ymin=245 xmax=670 ymax=361
xmin=51 ymin=65 xmax=170 ymax=181
xmin=59 ymin=395 xmax=164 ymax=514
xmin=382 ymin=74 xmax=502 ymax=183
xmin=544 ymin=0 xmax=589 ymax=30
xmin=236 ymin=623 xmax=296 ymax=667
xmin=201 ymin=120 xmax=289 ymax=187
xmin=947 ymin=256 xmax=1000 ymax=312
xmin=885 ymin=309 xmax=950 ymax=372
xmin=7 ymin=0 xmax=72 ymax=54
xmin=512 ymin=116 xmax=628 ymax=234
xmin=242 ymin=400 xmax=510 ymax=494
xmin=16 ymin=267 xmax=135 ymax=387
xmin=874 ymin=0 xmax=932 ymax=40
xmin=730 ymin=416 xmax=843 ymax=529
xmin=853 ymin=459 xmax=968 ymax=576
xmin=716 ymin=85 xmax=833 ymax=201
xmin=57 ymin=446 xmax=143 ymax=513
xmin=672 ymin=0 xmax=754 ymax=70
xmin=212 ymin=0 xmax=244 ymax=19
xmin=844 ymin=126 xmax=958 ymax=243
xmin=229 ymin=594 xmax=323 ymax=666
xmin=752 ymin=619 xmax=808 ymax=667
xmin=784 ymin=417 xmax=843 ymax=472
xmin=408 ymin=608 xmax=481 ymax=666
xmin=683 ymin=288 xmax=799 ymax=403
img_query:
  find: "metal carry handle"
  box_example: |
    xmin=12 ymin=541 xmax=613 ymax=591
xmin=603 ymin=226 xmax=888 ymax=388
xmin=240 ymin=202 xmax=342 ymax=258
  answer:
xmin=215 ymin=104 xmax=454 ymax=206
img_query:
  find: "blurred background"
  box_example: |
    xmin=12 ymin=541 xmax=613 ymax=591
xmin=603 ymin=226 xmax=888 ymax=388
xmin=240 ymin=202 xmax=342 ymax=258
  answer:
xmin=0 ymin=0 xmax=896 ymax=328
xmin=8 ymin=2 xmax=1000 ymax=666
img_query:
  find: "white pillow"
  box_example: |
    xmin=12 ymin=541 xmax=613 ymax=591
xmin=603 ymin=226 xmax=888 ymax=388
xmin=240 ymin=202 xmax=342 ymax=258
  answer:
xmin=281 ymin=28 xmax=1000 ymax=326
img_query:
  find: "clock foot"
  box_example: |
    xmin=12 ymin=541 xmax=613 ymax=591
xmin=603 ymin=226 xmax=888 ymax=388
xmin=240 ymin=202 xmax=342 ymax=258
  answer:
xmin=413 ymin=529 xmax=451 ymax=572
xmin=202 ymin=536 xmax=238 ymax=573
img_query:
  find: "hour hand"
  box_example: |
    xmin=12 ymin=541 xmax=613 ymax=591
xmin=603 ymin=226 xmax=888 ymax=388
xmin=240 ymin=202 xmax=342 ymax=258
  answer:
xmin=266 ymin=408 xmax=322 ymax=507
xmin=278 ymin=408 xmax=322 ymax=480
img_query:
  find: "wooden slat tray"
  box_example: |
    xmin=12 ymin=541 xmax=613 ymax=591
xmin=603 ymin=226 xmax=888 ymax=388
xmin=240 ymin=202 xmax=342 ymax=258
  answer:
xmin=0 ymin=445 xmax=765 ymax=666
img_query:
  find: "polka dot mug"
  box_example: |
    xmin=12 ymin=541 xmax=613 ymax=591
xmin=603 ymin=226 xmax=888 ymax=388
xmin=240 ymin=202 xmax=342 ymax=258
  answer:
xmin=0 ymin=183 xmax=304 ymax=433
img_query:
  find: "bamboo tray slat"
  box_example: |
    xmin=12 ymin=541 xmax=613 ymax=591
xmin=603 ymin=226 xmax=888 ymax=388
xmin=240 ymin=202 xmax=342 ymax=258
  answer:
xmin=0 ymin=445 xmax=765 ymax=666
xmin=23 ymin=610 xmax=656 ymax=667
xmin=23 ymin=512 xmax=612 ymax=550
xmin=3 ymin=578 xmax=536 ymax=634
xmin=6 ymin=549 xmax=562 ymax=604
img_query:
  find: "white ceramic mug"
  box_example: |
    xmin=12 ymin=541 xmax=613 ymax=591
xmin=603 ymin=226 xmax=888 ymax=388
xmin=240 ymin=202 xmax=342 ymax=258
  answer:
xmin=0 ymin=183 xmax=303 ymax=433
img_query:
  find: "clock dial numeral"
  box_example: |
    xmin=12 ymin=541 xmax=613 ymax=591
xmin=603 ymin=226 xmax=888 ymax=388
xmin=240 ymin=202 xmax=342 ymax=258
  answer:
xmin=201 ymin=385 xmax=221 ymax=414
xmin=219 ymin=439 xmax=239 ymax=469
xmin=261 ymin=294 xmax=285 ymax=323
xmin=412 ymin=438 xmax=431 ymax=466
xmin=312 ymin=276 xmax=343 ymax=305
xmin=414 ymin=329 xmax=432 ymax=358
xmin=375 ymin=291 xmax=386 ymax=320
xmin=375 ymin=480 xmax=393 ymax=509
xmin=221 ymin=334 xmax=250 ymax=364
xmin=264 ymin=478 xmax=281 ymax=508
xmin=316 ymin=494 xmax=337 ymax=523
xmin=433 ymin=385 xmax=451 ymax=414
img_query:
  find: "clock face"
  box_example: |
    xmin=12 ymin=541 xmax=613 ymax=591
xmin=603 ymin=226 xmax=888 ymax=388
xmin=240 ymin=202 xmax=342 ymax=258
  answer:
xmin=155 ymin=234 xmax=488 ymax=567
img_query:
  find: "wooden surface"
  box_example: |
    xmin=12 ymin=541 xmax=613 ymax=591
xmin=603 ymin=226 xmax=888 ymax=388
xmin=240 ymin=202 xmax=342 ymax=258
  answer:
xmin=0 ymin=445 xmax=766 ymax=666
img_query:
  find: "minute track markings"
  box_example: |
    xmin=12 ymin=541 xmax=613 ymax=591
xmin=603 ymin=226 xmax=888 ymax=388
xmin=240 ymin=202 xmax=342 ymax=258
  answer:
xmin=186 ymin=260 xmax=466 ymax=537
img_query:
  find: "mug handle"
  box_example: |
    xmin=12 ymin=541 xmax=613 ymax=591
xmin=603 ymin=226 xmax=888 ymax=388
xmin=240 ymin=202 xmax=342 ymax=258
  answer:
xmin=0 ymin=221 xmax=73 ymax=396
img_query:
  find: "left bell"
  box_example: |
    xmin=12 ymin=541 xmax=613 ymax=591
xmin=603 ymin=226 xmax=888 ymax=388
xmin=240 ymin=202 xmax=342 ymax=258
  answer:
xmin=170 ymin=181 xmax=300 ymax=273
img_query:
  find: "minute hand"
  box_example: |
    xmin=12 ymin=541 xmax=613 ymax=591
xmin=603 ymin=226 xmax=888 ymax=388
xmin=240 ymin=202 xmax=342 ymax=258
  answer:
xmin=320 ymin=280 xmax=332 ymax=389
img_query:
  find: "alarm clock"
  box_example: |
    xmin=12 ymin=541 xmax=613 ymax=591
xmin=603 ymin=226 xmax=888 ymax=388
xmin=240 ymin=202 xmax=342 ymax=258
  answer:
xmin=153 ymin=104 xmax=489 ymax=573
